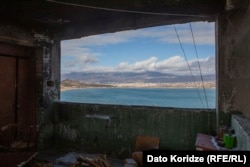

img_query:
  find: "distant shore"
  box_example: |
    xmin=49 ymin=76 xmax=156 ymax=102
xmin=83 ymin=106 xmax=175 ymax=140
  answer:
xmin=61 ymin=81 xmax=215 ymax=91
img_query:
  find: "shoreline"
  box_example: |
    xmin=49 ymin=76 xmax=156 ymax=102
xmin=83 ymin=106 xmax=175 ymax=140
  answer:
xmin=61 ymin=82 xmax=215 ymax=91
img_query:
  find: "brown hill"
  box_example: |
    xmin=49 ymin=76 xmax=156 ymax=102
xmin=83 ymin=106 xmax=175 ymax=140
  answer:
xmin=61 ymin=79 xmax=112 ymax=90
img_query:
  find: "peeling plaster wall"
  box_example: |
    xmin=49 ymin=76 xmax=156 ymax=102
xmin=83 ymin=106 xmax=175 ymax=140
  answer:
xmin=39 ymin=102 xmax=216 ymax=159
xmin=231 ymin=114 xmax=250 ymax=150
xmin=36 ymin=39 xmax=61 ymax=148
xmin=217 ymin=2 xmax=250 ymax=122
xmin=41 ymin=41 xmax=60 ymax=109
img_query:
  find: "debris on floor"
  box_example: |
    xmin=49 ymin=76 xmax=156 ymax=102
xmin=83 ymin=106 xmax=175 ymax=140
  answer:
xmin=29 ymin=152 xmax=124 ymax=167
xmin=69 ymin=155 xmax=113 ymax=167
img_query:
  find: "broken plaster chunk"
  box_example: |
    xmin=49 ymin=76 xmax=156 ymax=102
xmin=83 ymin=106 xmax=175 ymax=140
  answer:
xmin=55 ymin=152 xmax=79 ymax=166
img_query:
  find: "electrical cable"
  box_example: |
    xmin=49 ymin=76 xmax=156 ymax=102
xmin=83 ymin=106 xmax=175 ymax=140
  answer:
xmin=173 ymin=25 xmax=205 ymax=108
xmin=189 ymin=23 xmax=209 ymax=109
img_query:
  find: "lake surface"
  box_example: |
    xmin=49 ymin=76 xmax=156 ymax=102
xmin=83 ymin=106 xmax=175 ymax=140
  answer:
xmin=61 ymin=87 xmax=216 ymax=109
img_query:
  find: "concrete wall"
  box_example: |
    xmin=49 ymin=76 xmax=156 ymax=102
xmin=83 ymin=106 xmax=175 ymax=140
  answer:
xmin=36 ymin=39 xmax=61 ymax=133
xmin=0 ymin=25 xmax=35 ymax=46
xmin=217 ymin=1 xmax=250 ymax=122
xmin=38 ymin=102 xmax=216 ymax=159
xmin=231 ymin=114 xmax=250 ymax=150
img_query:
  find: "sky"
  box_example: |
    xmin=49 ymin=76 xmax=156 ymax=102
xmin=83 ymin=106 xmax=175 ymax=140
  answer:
xmin=61 ymin=21 xmax=215 ymax=76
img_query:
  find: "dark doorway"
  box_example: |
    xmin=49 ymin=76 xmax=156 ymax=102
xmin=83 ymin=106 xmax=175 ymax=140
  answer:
xmin=0 ymin=43 xmax=37 ymax=166
xmin=0 ymin=42 xmax=36 ymax=127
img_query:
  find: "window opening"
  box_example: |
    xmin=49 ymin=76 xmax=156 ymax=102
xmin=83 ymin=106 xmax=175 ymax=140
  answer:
xmin=60 ymin=21 xmax=215 ymax=109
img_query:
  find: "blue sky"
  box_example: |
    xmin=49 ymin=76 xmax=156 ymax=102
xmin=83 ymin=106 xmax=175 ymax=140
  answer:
xmin=61 ymin=21 xmax=215 ymax=76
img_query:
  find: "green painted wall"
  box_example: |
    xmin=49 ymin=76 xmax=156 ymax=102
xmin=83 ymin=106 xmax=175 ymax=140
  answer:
xmin=39 ymin=102 xmax=216 ymax=159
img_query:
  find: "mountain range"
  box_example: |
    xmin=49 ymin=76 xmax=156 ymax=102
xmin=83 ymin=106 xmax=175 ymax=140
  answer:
xmin=61 ymin=71 xmax=215 ymax=84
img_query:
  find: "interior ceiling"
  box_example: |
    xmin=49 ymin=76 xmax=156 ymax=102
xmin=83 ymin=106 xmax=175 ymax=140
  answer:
xmin=0 ymin=0 xmax=226 ymax=40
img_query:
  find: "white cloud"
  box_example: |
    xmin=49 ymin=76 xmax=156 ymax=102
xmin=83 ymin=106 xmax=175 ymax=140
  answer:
xmin=189 ymin=56 xmax=215 ymax=75
xmin=114 ymin=56 xmax=215 ymax=75
xmin=118 ymin=62 xmax=129 ymax=69
xmin=61 ymin=21 xmax=215 ymax=75
xmin=61 ymin=41 xmax=100 ymax=73
xmin=132 ymin=57 xmax=157 ymax=71
xmin=155 ymin=56 xmax=186 ymax=69
xmin=63 ymin=54 xmax=98 ymax=67
xmin=62 ymin=55 xmax=215 ymax=75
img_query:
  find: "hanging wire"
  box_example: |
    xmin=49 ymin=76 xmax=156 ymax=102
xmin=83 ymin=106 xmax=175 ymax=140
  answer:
xmin=173 ymin=25 xmax=205 ymax=108
xmin=189 ymin=23 xmax=209 ymax=109
xmin=47 ymin=0 xmax=209 ymax=18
